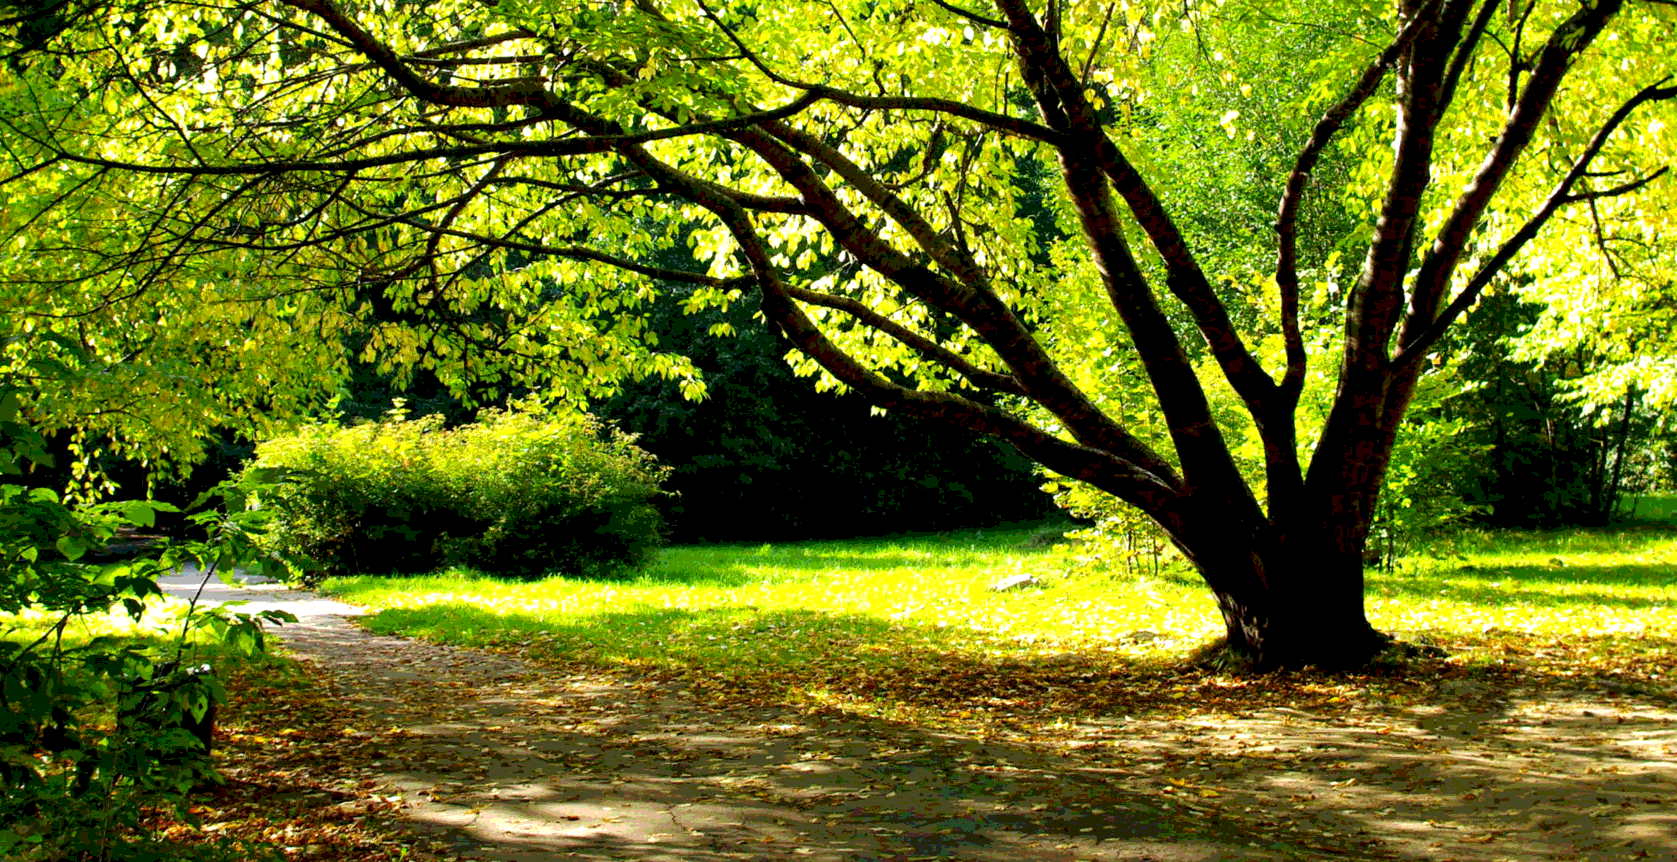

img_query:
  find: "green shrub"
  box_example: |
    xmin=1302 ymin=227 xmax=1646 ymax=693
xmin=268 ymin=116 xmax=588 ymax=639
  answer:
xmin=1 ymin=386 xmax=296 ymax=861
xmin=252 ymin=403 xmax=668 ymax=580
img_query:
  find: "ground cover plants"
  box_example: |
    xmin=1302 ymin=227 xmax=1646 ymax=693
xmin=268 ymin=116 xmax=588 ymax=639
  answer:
xmin=0 ymin=388 xmax=308 ymax=861
xmin=324 ymin=516 xmax=1677 ymax=725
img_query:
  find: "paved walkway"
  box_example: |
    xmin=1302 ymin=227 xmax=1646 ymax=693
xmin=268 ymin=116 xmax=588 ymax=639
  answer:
xmin=157 ymin=571 xmax=1275 ymax=862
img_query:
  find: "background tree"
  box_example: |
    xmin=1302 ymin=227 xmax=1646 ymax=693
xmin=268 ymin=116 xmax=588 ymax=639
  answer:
xmin=1 ymin=0 xmax=1672 ymax=667
xmin=1436 ymin=291 xmax=1672 ymax=527
xmin=597 ymin=279 xmax=1054 ymax=542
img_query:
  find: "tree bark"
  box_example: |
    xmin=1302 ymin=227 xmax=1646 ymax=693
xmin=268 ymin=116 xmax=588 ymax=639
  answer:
xmin=1174 ymin=515 xmax=1386 ymax=670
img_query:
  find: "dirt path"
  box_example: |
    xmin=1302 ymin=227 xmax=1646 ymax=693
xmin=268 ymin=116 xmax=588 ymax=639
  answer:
xmin=163 ymin=574 xmax=1677 ymax=862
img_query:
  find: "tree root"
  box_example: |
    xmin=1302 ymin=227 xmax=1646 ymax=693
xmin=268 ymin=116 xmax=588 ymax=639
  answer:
xmin=1186 ymin=631 xmax=1449 ymax=674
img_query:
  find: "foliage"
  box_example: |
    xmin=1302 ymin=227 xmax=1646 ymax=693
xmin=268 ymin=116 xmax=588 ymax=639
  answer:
xmin=324 ymin=268 xmax=1056 ymax=543
xmin=1364 ymin=375 xmax=1485 ymax=568
xmin=251 ymin=402 xmax=669 ymax=580
xmin=0 ymin=387 xmax=296 ymax=861
xmin=600 ymin=283 xmax=1055 ymax=541
xmin=1436 ymin=292 xmax=1675 ymax=527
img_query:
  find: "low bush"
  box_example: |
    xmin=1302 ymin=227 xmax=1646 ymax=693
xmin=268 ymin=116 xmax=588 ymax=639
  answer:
xmin=1 ymin=386 xmax=295 ymax=861
xmin=251 ymin=403 xmax=668 ymax=580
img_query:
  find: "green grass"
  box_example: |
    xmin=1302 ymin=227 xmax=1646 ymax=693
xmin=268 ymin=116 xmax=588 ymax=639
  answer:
xmin=2 ymin=594 xmax=232 ymax=657
xmin=324 ymin=520 xmax=1677 ymax=685
xmin=328 ymin=523 xmax=1221 ymax=673
xmin=1370 ymin=525 xmax=1677 ymax=637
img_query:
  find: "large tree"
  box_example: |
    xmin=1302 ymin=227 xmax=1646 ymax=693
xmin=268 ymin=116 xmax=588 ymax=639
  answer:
xmin=1 ymin=0 xmax=1672 ymax=666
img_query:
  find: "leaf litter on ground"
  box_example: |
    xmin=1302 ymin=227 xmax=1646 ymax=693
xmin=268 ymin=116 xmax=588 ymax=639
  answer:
xmin=302 ymin=522 xmax=1677 ymax=860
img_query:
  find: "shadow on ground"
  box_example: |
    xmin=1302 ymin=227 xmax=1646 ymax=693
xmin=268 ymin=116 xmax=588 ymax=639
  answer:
xmin=262 ymin=614 xmax=1279 ymax=861
xmin=236 ymin=594 xmax=1677 ymax=862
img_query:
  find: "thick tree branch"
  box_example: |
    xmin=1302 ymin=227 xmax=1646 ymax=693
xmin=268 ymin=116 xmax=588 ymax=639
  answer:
xmin=286 ymin=0 xmax=823 ymax=145
xmin=722 ymin=194 xmax=1182 ymax=516
xmin=1301 ymin=0 xmax=1487 ymax=548
xmin=38 ymin=87 xmax=825 ymax=176
xmin=1336 ymin=0 xmax=1478 ymax=373
xmin=1436 ymin=0 xmax=1500 ymax=115
xmin=989 ymin=1 xmax=1237 ymax=336
xmin=1094 ymin=136 xmax=1281 ymax=408
xmin=1002 ymin=1 xmax=1280 ymax=441
xmin=1403 ymin=0 xmax=1625 ymax=348
xmin=724 ymin=125 xmax=1178 ymax=484
xmin=760 ymin=121 xmax=981 ymax=289
xmin=1274 ymin=2 xmax=1438 ymax=400
xmin=620 ymin=125 xmax=1181 ymax=509
xmin=995 ymin=0 xmax=1261 ymax=510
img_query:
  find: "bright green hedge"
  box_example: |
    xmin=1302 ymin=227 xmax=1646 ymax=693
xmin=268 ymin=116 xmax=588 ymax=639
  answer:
xmin=249 ymin=404 xmax=668 ymax=580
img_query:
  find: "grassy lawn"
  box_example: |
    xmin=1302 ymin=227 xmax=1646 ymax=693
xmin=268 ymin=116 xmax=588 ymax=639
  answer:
xmin=329 ymin=523 xmax=1217 ymax=665
xmin=0 ymin=597 xmax=238 ymax=671
xmin=323 ymin=517 xmax=1677 ymax=721
xmin=1371 ymin=525 xmax=1676 ymax=638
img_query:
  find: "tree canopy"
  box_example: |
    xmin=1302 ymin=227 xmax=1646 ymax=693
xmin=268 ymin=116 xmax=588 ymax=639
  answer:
xmin=1 ymin=0 xmax=1672 ymax=665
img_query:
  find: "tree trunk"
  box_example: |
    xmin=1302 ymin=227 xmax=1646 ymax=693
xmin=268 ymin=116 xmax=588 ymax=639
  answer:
xmin=1188 ymin=531 xmax=1388 ymax=670
xmin=1604 ymin=385 xmax=1636 ymax=523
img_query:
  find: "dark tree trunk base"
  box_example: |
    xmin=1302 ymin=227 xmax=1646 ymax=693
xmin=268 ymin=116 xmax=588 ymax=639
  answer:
xmin=1187 ymin=630 xmax=1448 ymax=673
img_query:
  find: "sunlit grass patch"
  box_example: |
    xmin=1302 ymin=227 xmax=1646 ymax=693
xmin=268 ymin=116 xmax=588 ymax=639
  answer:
xmin=2 ymin=591 xmax=218 ymax=652
xmin=325 ymin=521 xmax=1677 ymax=723
xmin=1368 ymin=526 xmax=1677 ymax=638
xmin=329 ymin=524 xmax=1223 ymax=670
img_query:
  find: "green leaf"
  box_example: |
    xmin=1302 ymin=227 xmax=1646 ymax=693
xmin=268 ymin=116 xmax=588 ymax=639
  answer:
xmin=121 ymin=500 xmax=157 ymax=527
xmin=56 ymin=535 xmax=88 ymax=562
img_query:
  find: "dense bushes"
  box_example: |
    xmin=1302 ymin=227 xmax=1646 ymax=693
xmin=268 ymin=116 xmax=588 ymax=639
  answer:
xmin=251 ymin=404 xmax=667 ymax=579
